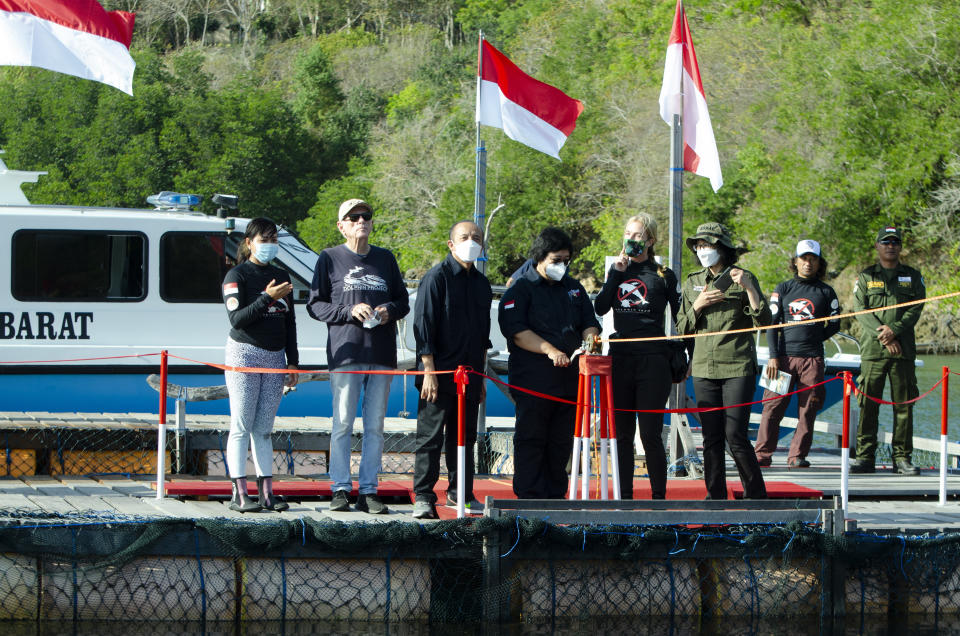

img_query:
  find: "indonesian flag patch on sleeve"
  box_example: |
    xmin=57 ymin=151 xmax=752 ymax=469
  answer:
xmin=504 ymin=300 xmax=515 ymax=309
xmin=223 ymin=282 xmax=238 ymax=296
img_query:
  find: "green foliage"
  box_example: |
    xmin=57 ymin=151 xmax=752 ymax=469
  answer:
xmin=2 ymin=0 xmax=959 ymax=342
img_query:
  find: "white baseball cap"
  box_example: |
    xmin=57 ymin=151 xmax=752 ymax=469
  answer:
xmin=796 ymin=239 xmax=820 ymax=257
xmin=338 ymin=198 xmax=372 ymax=221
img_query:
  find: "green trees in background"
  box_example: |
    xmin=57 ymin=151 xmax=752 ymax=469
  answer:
xmin=1 ymin=0 xmax=958 ymax=341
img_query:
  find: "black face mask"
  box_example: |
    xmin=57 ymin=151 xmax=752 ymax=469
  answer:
xmin=624 ymin=238 xmax=646 ymax=258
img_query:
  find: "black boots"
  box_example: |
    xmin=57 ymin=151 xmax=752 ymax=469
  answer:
xmin=229 ymin=478 xmax=262 ymax=513
xmin=257 ymin=476 xmax=289 ymax=512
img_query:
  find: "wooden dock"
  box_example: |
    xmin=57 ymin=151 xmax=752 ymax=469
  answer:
xmin=1 ymin=410 xmax=959 ymax=533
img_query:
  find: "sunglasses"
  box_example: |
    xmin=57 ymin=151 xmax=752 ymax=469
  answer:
xmin=346 ymin=212 xmax=372 ymax=222
xmin=878 ymin=239 xmax=901 ymax=246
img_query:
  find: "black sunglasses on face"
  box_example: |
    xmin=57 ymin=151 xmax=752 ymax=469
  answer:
xmin=346 ymin=212 xmax=372 ymax=222
xmin=879 ymin=239 xmax=901 ymax=246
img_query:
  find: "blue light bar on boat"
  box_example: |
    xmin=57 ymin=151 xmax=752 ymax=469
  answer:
xmin=147 ymin=191 xmax=202 ymax=210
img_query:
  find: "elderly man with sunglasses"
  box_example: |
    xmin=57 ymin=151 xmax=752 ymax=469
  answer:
xmin=307 ymin=199 xmax=410 ymax=513
xmin=851 ymin=225 xmax=925 ymax=475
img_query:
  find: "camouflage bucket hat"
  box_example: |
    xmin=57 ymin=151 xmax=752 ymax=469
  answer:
xmin=685 ymin=222 xmax=736 ymax=252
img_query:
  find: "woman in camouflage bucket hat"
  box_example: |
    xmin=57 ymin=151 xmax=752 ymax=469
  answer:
xmin=676 ymin=222 xmax=771 ymax=499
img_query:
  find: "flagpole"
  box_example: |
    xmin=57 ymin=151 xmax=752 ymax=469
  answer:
xmin=667 ymin=113 xmax=698 ymax=478
xmin=474 ymin=31 xmax=489 ymax=451
xmin=474 ymin=31 xmax=488 ymax=276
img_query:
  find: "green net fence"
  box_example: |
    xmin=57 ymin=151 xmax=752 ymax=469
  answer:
xmin=1 ymin=513 xmax=960 ymax=632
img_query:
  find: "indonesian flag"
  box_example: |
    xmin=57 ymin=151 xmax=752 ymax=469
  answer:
xmin=658 ymin=0 xmax=722 ymax=191
xmin=0 ymin=0 xmax=136 ymax=95
xmin=476 ymin=38 xmax=583 ymax=159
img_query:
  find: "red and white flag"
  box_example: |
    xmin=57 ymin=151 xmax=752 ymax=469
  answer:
xmin=0 ymin=0 xmax=136 ymax=95
xmin=476 ymin=38 xmax=583 ymax=160
xmin=658 ymin=0 xmax=722 ymax=191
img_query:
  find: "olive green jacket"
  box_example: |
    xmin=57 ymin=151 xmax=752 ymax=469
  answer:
xmin=677 ymin=267 xmax=772 ymax=379
xmin=853 ymin=262 xmax=924 ymax=361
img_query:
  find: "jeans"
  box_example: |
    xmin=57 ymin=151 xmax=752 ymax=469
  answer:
xmin=329 ymin=363 xmax=393 ymax=494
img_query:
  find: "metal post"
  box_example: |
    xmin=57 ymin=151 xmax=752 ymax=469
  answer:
xmin=580 ymin=376 xmax=591 ymax=500
xmin=156 ymin=350 xmax=168 ymax=500
xmin=569 ymin=373 xmax=585 ymax=499
xmin=840 ymin=371 xmax=851 ymax=513
xmin=455 ymin=366 xmax=468 ymax=518
xmin=940 ymin=366 xmax=950 ymax=506
xmin=666 ymin=112 xmax=701 ymax=476
xmin=604 ymin=370 xmax=621 ymax=499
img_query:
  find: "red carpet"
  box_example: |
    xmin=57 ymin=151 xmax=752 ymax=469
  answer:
xmin=160 ymin=477 xmax=821 ymax=519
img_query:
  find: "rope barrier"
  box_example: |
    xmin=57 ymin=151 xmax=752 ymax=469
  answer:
xmin=0 ymin=352 xmax=161 ymax=364
xmin=602 ymin=289 xmax=960 ymax=344
xmin=852 ymin=375 xmax=945 ymax=407
xmin=165 ymin=353 xmax=457 ymax=376
xmin=1 ymin=329 xmax=952 ymax=413
xmin=472 ymin=370 xmax=841 ymax=415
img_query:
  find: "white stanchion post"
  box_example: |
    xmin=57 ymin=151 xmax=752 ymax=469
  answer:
xmin=599 ymin=438 xmax=609 ymax=500
xmin=840 ymin=371 xmax=852 ymax=514
xmin=156 ymin=350 xmax=168 ymax=500
xmin=569 ymin=437 xmax=582 ymax=500
xmin=940 ymin=366 xmax=950 ymax=507
xmin=940 ymin=434 xmax=948 ymax=507
xmin=569 ymin=373 xmax=586 ymax=500
xmin=580 ymin=428 xmax=590 ymax=500
xmin=455 ymin=366 xmax=467 ymax=518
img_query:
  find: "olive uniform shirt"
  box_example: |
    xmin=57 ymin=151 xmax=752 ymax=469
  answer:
xmin=677 ymin=267 xmax=772 ymax=379
xmin=852 ymin=262 xmax=925 ymax=361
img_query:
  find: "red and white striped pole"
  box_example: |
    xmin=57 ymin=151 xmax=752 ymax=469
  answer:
xmin=603 ymin=372 xmax=621 ymax=500
xmin=569 ymin=373 xmax=586 ymax=499
xmin=598 ymin=384 xmax=609 ymax=500
xmin=579 ymin=377 xmax=592 ymax=500
xmin=156 ymin=350 xmax=168 ymax=500
xmin=454 ymin=366 xmax=468 ymax=518
xmin=940 ymin=366 xmax=950 ymax=506
xmin=840 ymin=371 xmax=851 ymax=514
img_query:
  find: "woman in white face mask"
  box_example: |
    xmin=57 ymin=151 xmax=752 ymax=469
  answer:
xmin=221 ymin=217 xmax=299 ymax=512
xmin=498 ymin=227 xmax=601 ymax=499
xmin=676 ymin=222 xmax=772 ymax=500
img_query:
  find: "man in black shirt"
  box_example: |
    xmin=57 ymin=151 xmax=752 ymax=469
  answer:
xmin=754 ymin=239 xmax=840 ymax=468
xmin=498 ymin=227 xmax=600 ymax=499
xmin=411 ymin=221 xmax=492 ymax=518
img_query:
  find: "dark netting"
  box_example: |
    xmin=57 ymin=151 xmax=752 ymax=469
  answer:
xmin=1 ymin=515 xmax=960 ymax=631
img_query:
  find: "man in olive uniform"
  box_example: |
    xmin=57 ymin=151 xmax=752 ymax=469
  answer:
xmin=851 ymin=225 xmax=925 ymax=475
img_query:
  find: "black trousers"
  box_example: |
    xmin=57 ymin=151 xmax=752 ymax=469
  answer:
xmin=412 ymin=392 xmax=479 ymax=504
xmin=693 ymin=375 xmax=767 ymax=499
xmin=612 ymin=353 xmax=672 ymax=499
xmin=512 ymin=391 xmax=576 ymax=499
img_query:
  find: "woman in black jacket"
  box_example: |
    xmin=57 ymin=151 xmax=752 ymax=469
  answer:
xmin=222 ymin=218 xmax=299 ymax=512
xmin=594 ymin=214 xmax=679 ymax=499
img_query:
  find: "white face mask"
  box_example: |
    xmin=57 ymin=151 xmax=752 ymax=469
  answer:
xmin=544 ymin=262 xmax=567 ymax=281
xmin=454 ymin=239 xmax=483 ymax=263
xmin=696 ymin=246 xmax=720 ymax=268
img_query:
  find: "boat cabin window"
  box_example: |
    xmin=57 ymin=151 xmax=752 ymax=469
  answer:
xmin=160 ymin=232 xmax=235 ymax=303
xmin=12 ymin=230 xmax=146 ymax=301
